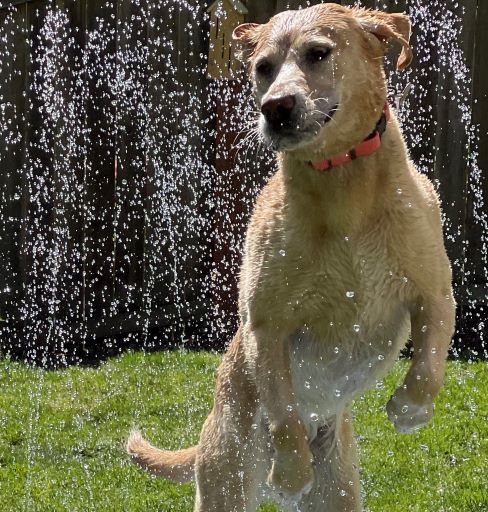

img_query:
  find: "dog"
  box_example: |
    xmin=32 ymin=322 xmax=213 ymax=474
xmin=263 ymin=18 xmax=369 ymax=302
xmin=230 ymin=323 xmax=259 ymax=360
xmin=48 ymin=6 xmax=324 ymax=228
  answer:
xmin=127 ymin=4 xmax=455 ymax=511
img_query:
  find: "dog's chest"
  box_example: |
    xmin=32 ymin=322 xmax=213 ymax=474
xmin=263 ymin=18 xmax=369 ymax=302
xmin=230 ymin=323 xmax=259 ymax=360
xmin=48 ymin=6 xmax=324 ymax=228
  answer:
xmin=271 ymin=232 xmax=406 ymax=324
xmin=288 ymin=305 xmax=409 ymax=424
xmin=276 ymin=235 xmax=411 ymax=422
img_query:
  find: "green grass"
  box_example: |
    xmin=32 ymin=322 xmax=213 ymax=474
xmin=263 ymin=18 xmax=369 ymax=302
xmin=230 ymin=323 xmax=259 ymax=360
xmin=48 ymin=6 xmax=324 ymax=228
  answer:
xmin=0 ymin=350 xmax=486 ymax=511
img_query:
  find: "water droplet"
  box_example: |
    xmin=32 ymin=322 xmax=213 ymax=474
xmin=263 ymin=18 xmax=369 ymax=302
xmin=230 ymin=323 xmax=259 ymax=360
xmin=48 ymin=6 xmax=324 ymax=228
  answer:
xmin=353 ymin=324 xmax=360 ymax=333
xmin=346 ymin=291 xmax=355 ymax=298
xmin=401 ymin=405 xmax=409 ymax=414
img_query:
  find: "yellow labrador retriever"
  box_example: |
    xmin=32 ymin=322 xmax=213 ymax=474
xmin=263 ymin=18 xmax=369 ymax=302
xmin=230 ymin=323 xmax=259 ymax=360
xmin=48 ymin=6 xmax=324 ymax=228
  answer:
xmin=128 ymin=4 xmax=455 ymax=511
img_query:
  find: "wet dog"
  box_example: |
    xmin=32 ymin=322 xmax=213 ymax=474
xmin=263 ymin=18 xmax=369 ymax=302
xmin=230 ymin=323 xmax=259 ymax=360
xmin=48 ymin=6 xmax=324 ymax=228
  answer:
xmin=128 ymin=4 xmax=455 ymax=511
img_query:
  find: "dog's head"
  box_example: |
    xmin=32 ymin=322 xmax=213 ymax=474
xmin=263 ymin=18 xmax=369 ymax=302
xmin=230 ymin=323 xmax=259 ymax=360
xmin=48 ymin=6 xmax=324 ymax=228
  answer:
xmin=233 ymin=4 xmax=412 ymax=157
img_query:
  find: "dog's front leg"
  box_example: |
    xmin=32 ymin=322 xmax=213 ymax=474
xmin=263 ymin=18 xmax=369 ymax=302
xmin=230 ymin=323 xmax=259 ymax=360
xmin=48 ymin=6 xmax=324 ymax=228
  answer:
xmin=250 ymin=326 xmax=314 ymax=499
xmin=387 ymin=294 xmax=455 ymax=432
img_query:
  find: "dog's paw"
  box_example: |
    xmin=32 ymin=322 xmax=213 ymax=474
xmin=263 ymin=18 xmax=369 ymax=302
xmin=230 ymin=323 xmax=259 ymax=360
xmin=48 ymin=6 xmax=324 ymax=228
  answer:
xmin=386 ymin=388 xmax=433 ymax=433
xmin=267 ymin=449 xmax=314 ymax=501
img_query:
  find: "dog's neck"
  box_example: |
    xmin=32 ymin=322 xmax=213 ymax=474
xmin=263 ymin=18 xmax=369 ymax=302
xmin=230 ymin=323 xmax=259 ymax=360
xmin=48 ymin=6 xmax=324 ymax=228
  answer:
xmin=278 ymin=115 xmax=409 ymax=236
xmin=308 ymin=103 xmax=390 ymax=173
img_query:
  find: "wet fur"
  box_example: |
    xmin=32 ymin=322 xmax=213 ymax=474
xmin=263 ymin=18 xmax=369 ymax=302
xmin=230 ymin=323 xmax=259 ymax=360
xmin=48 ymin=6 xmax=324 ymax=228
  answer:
xmin=128 ymin=4 xmax=455 ymax=511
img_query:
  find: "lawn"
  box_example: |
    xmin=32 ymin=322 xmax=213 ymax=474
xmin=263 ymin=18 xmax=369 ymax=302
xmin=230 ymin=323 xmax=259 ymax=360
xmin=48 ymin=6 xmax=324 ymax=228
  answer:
xmin=0 ymin=350 xmax=486 ymax=511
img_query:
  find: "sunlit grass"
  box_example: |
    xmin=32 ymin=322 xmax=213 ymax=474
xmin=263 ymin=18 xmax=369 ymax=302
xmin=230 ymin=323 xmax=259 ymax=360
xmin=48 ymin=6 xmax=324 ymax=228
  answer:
xmin=0 ymin=350 xmax=486 ymax=511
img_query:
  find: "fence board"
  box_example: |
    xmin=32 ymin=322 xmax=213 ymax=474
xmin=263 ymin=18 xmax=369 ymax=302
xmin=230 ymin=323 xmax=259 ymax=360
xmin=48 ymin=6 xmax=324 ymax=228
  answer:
xmin=0 ymin=4 xmax=27 ymax=326
xmin=0 ymin=0 xmax=486 ymax=361
xmin=49 ymin=0 xmax=87 ymax=355
xmin=142 ymin=0 xmax=183 ymax=344
xmin=173 ymin=1 xmax=214 ymax=342
xmin=20 ymin=0 xmax=62 ymax=363
xmin=432 ymin=1 xmax=477 ymax=304
xmin=113 ymin=0 xmax=148 ymax=319
xmin=83 ymin=0 xmax=117 ymax=331
xmin=463 ymin=0 xmax=488 ymax=329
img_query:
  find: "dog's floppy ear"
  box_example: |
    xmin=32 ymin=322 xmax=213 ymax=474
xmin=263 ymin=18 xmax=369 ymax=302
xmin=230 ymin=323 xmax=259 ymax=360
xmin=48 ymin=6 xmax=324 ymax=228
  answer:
xmin=232 ymin=23 xmax=262 ymax=63
xmin=354 ymin=10 xmax=413 ymax=70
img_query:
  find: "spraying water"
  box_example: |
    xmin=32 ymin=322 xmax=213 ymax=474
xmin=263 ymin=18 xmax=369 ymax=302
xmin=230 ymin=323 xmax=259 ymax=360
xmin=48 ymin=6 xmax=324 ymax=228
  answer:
xmin=0 ymin=0 xmax=486 ymax=509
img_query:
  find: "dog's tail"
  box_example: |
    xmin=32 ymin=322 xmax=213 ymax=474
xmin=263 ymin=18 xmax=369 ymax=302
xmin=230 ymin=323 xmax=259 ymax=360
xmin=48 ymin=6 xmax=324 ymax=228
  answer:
xmin=127 ymin=430 xmax=197 ymax=483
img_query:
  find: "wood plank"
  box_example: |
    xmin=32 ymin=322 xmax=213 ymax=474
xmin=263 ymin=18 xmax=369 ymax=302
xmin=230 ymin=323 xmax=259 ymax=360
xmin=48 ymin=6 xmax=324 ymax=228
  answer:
xmin=143 ymin=0 xmax=182 ymax=343
xmin=17 ymin=0 xmax=59 ymax=364
xmin=112 ymin=0 xmax=148 ymax=320
xmin=464 ymin=0 xmax=488 ymax=293
xmin=142 ymin=0 xmax=214 ymax=347
xmin=210 ymin=80 xmax=248 ymax=341
xmin=245 ymin=0 xmax=276 ymax=22
xmin=341 ymin=1 xmax=375 ymax=8
xmin=0 ymin=1 xmax=36 ymax=8
xmin=431 ymin=2 xmax=477 ymax=304
xmin=173 ymin=0 xmax=215 ymax=344
xmin=461 ymin=0 xmax=488 ymax=353
xmin=274 ymin=0 xmax=319 ymax=10
xmin=43 ymin=0 xmax=88 ymax=360
xmin=278 ymin=0 xmax=343 ymax=10
xmin=12 ymin=0 xmax=87 ymax=364
xmin=0 ymin=4 xmax=27 ymax=327
xmin=84 ymin=0 xmax=117 ymax=332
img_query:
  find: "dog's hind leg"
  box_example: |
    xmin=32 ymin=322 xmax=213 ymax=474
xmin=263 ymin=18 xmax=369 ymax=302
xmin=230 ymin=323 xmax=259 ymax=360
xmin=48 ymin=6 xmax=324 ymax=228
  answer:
xmin=193 ymin=328 xmax=268 ymax=512
xmin=298 ymin=410 xmax=361 ymax=512
xmin=193 ymin=409 xmax=268 ymax=512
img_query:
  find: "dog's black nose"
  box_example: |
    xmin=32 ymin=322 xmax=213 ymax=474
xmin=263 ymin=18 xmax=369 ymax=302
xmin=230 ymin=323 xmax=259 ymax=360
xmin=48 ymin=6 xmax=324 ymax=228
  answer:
xmin=261 ymin=95 xmax=296 ymax=129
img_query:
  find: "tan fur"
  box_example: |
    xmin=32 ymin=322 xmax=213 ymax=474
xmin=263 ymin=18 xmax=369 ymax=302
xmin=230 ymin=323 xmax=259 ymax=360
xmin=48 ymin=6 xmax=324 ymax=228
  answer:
xmin=128 ymin=5 xmax=455 ymax=511
xmin=127 ymin=431 xmax=196 ymax=483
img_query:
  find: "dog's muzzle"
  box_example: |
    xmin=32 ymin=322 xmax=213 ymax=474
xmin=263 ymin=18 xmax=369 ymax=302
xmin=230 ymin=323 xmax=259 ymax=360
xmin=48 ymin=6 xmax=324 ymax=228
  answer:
xmin=261 ymin=94 xmax=297 ymax=131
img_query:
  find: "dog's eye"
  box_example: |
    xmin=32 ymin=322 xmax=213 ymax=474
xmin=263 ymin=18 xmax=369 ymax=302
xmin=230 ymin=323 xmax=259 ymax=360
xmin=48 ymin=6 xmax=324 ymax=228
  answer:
xmin=306 ymin=48 xmax=331 ymax=64
xmin=255 ymin=60 xmax=273 ymax=77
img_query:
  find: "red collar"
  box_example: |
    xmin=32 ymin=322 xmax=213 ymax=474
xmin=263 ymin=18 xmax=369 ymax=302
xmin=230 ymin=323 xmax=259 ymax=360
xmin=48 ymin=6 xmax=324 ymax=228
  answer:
xmin=309 ymin=103 xmax=391 ymax=172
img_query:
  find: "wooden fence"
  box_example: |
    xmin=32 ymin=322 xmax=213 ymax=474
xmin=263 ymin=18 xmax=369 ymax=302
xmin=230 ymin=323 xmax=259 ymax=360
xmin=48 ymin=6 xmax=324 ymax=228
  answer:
xmin=0 ymin=0 xmax=486 ymax=366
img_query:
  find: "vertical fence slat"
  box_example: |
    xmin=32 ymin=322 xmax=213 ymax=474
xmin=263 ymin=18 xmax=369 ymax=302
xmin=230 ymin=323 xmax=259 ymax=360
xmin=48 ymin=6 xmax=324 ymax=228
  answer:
xmin=142 ymin=0 xmax=180 ymax=343
xmin=432 ymin=2 xmax=477 ymax=301
xmin=113 ymin=0 xmax=148 ymax=320
xmin=49 ymin=0 xmax=87 ymax=357
xmin=0 ymin=5 xmax=27 ymax=330
xmin=245 ymin=0 xmax=275 ymax=22
xmin=21 ymin=0 xmax=57 ymax=362
xmin=84 ymin=0 xmax=117 ymax=337
xmin=462 ymin=0 xmax=488 ymax=353
xmin=173 ymin=1 xmax=214 ymax=344
xmin=341 ymin=1 xmax=376 ymax=8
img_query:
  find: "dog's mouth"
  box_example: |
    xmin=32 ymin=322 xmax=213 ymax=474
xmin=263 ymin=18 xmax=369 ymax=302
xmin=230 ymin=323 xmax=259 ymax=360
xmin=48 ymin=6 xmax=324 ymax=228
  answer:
xmin=317 ymin=103 xmax=339 ymax=127
xmin=263 ymin=103 xmax=340 ymax=151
